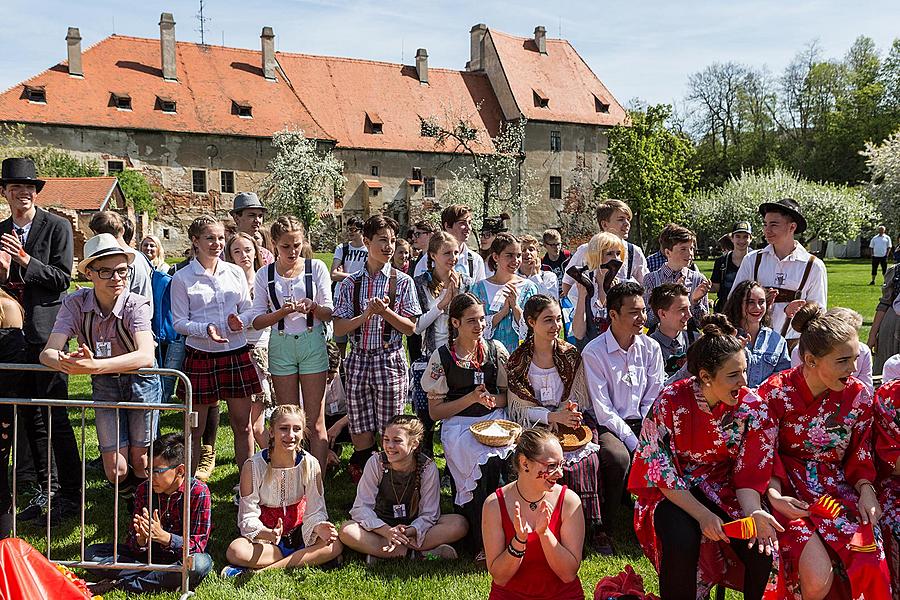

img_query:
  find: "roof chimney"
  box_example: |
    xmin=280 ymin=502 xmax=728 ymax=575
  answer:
xmin=467 ymin=23 xmax=487 ymax=71
xmin=159 ymin=13 xmax=177 ymax=81
xmin=66 ymin=27 xmax=83 ymax=77
xmin=534 ymin=26 xmax=547 ymax=54
xmin=261 ymin=27 xmax=276 ymax=81
xmin=415 ymin=48 xmax=429 ymax=85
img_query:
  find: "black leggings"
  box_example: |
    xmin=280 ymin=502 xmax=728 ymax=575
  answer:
xmin=654 ymin=490 xmax=772 ymax=600
xmin=458 ymin=455 xmax=505 ymax=552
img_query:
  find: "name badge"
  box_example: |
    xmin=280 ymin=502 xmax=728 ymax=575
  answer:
xmin=393 ymin=504 xmax=407 ymax=519
xmin=540 ymin=387 xmax=554 ymax=404
xmin=489 ymin=292 xmax=507 ymax=312
xmin=473 ymin=371 xmax=485 ymax=385
xmin=95 ymin=341 xmax=112 ymax=358
xmin=328 ymin=401 xmax=340 ymax=415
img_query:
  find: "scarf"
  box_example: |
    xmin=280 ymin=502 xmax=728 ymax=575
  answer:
xmin=506 ymin=336 xmax=582 ymax=426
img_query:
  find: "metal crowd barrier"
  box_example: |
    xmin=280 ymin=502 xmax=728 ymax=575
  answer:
xmin=0 ymin=364 xmax=196 ymax=599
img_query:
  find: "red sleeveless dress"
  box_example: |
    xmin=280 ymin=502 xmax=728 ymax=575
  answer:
xmin=488 ymin=485 xmax=584 ymax=600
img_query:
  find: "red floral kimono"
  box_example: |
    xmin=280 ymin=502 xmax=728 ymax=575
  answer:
xmin=735 ymin=366 xmax=892 ymax=600
xmin=874 ymin=380 xmax=900 ymax=593
xmin=628 ymin=378 xmax=777 ymax=598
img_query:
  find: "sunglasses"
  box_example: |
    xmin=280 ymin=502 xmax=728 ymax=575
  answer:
xmin=151 ymin=464 xmax=181 ymax=475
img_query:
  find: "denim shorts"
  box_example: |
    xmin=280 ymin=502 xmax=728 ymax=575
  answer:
xmin=92 ymin=373 xmax=160 ymax=453
xmin=268 ymin=325 xmax=328 ymax=376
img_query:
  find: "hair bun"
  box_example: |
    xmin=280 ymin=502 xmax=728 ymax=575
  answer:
xmin=699 ymin=313 xmax=736 ymax=337
xmin=790 ymin=301 xmax=823 ymax=333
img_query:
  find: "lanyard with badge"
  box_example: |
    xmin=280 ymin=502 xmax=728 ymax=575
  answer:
xmin=95 ymin=335 xmax=112 ymax=358
xmin=451 ymin=342 xmax=485 ymax=385
xmin=539 ymin=373 xmax=555 ymax=406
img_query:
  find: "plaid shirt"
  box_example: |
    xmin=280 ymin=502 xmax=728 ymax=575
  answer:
xmin=642 ymin=263 xmax=709 ymax=331
xmin=127 ymin=477 xmax=211 ymax=556
xmin=333 ymin=261 xmax=421 ymax=350
xmin=646 ymin=251 xmax=666 ymax=273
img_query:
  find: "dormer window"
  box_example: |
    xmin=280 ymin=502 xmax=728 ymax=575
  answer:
xmin=24 ymin=86 xmax=46 ymax=104
xmin=533 ymin=89 xmax=550 ymax=109
xmin=594 ymin=95 xmax=610 ymax=113
xmin=365 ymin=112 xmax=384 ymax=135
xmin=232 ymin=100 xmax=253 ymax=118
xmin=111 ymin=92 xmax=132 ymax=111
xmin=157 ymin=96 xmax=177 ymax=113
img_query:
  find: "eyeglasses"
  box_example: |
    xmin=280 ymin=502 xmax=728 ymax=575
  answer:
xmin=479 ymin=231 xmax=495 ymax=238
xmin=544 ymin=242 xmax=560 ymax=248
xmin=88 ymin=266 xmax=133 ymax=280
xmin=150 ymin=464 xmax=181 ymax=475
xmin=531 ymin=458 xmax=564 ymax=475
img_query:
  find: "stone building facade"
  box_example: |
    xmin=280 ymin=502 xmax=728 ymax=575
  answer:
xmin=0 ymin=14 xmax=626 ymax=252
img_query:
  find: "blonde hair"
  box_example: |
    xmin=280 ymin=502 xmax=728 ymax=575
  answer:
xmin=385 ymin=414 xmax=425 ymax=448
xmin=224 ymin=232 xmax=263 ymax=272
xmin=263 ymin=405 xmax=310 ymax=487
xmin=585 ymin=232 xmax=626 ymax=270
xmin=141 ymin=235 xmax=166 ymax=268
xmin=426 ymin=231 xmax=460 ymax=295
xmin=270 ymin=215 xmax=306 ymax=244
xmin=187 ymin=215 xmax=223 ymax=254
xmin=393 ymin=239 xmax=412 ymax=269
xmin=518 ymin=234 xmax=540 ymax=250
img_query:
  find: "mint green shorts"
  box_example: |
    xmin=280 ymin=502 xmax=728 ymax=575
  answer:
xmin=268 ymin=325 xmax=329 ymax=376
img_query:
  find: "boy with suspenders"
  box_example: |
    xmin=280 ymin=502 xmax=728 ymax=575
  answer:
xmin=333 ymin=215 xmax=421 ymax=482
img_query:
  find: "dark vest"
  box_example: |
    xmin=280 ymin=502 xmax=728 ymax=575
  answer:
xmin=437 ymin=340 xmax=499 ymax=418
xmin=373 ymin=451 xmax=429 ymax=526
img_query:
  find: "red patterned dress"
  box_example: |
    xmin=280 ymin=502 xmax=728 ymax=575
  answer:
xmin=735 ymin=366 xmax=892 ymax=600
xmin=874 ymin=380 xmax=900 ymax=593
xmin=628 ymin=377 xmax=777 ymax=597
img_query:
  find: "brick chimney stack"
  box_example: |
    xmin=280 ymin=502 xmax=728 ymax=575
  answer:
xmin=261 ymin=27 xmax=276 ymax=81
xmin=415 ymin=48 xmax=429 ymax=85
xmin=467 ymin=23 xmax=487 ymax=71
xmin=159 ymin=13 xmax=177 ymax=81
xmin=534 ymin=26 xmax=547 ymax=54
xmin=66 ymin=27 xmax=83 ymax=77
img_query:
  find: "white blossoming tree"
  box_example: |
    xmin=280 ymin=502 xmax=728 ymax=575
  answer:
xmin=260 ymin=129 xmax=346 ymax=233
xmin=863 ymin=129 xmax=900 ymax=232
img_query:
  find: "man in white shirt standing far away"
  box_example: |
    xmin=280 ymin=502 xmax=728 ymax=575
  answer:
xmin=869 ymin=225 xmax=892 ymax=285
xmin=582 ymin=281 xmax=664 ymax=545
xmin=730 ymin=198 xmax=827 ymax=347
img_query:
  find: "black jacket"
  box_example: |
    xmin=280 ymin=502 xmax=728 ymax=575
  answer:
xmin=0 ymin=207 xmax=73 ymax=345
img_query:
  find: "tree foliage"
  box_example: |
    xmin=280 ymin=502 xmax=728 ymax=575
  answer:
xmin=115 ymin=169 xmax=159 ymax=218
xmin=0 ymin=123 xmax=102 ymax=178
xmin=600 ymin=103 xmax=699 ymax=248
xmin=260 ymin=129 xmax=346 ymax=232
xmin=685 ymin=168 xmax=873 ymax=252
xmin=558 ymin=158 xmax=600 ymax=246
xmin=863 ymin=128 xmax=900 ymax=233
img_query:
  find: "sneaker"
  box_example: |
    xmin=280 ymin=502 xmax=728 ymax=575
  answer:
xmin=195 ymin=445 xmax=215 ymax=482
xmin=474 ymin=549 xmax=487 ymax=564
xmin=422 ymin=544 xmax=458 ymax=560
xmin=219 ymin=565 xmax=248 ymax=578
xmin=18 ymin=490 xmax=51 ymax=522
xmin=589 ymin=529 xmax=615 ymax=556
xmin=364 ymin=554 xmax=381 ymax=566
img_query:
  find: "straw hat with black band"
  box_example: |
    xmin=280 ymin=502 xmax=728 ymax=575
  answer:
xmin=78 ymin=233 xmax=134 ymax=276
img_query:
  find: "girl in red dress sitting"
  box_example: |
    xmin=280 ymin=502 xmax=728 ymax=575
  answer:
xmin=873 ymin=378 xmax=900 ymax=593
xmin=483 ymin=428 xmax=585 ymax=600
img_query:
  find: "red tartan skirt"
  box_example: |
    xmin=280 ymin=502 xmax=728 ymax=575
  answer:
xmin=178 ymin=345 xmax=262 ymax=405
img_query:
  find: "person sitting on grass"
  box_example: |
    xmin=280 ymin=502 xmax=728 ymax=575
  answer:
xmin=647 ymin=283 xmax=697 ymax=378
xmin=85 ymin=433 xmax=212 ymax=595
xmin=483 ymin=427 xmax=585 ymax=600
xmin=40 ymin=233 xmax=158 ymax=493
xmin=721 ymin=280 xmax=790 ymax=388
xmin=323 ymin=340 xmax=351 ymax=471
xmin=339 ymin=414 xmax=468 ymax=564
xmin=221 ymin=404 xmax=342 ymax=577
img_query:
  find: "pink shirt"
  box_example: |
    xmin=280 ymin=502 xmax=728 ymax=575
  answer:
xmin=51 ymin=288 xmax=151 ymax=357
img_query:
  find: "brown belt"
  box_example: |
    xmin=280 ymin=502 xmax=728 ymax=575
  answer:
xmin=770 ymin=288 xmax=798 ymax=303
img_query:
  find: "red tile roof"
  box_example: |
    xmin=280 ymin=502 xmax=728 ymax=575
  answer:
xmin=487 ymin=30 xmax=627 ymax=127
xmin=37 ymin=177 xmax=120 ymax=211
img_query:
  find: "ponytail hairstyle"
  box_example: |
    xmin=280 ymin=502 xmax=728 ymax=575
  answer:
xmin=426 ymin=231 xmax=459 ymax=294
xmin=447 ymin=292 xmax=483 ymax=348
xmin=686 ymin=314 xmax=743 ymax=380
xmin=512 ymin=427 xmax=559 ymax=474
xmin=187 ymin=215 xmax=222 ymax=254
xmin=224 ymin=232 xmax=263 ymax=272
xmin=522 ymin=294 xmax=559 ymax=339
xmin=269 ymin=215 xmax=306 ymax=247
xmin=383 ymin=414 xmax=428 ymax=517
xmin=487 ymin=232 xmax=520 ymax=272
xmin=263 ymin=404 xmax=307 ymax=488
xmin=792 ymin=302 xmax=858 ymax=359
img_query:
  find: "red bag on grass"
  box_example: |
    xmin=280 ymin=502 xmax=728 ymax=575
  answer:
xmin=594 ymin=564 xmax=660 ymax=600
xmin=0 ymin=538 xmax=93 ymax=600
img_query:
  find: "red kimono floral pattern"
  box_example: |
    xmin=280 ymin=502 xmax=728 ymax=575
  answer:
xmin=628 ymin=378 xmax=777 ymax=597
xmin=735 ymin=366 xmax=892 ymax=600
xmin=874 ymin=380 xmax=900 ymax=593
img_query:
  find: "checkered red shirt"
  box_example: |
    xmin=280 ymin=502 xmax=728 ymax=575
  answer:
xmin=333 ymin=262 xmax=420 ymax=350
xmin=127 ymin=477 xmax=211 ymax=555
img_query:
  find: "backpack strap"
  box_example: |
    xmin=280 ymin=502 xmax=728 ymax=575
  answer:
xmin=352 ymin=273 xmax=363 ymax=343
xmin=626 ymin=242 xmax=634 ymax=278
xmin=467 ymin=251 xmax=474 ymax=277
xmin=720 ymin=251 xmax=732 ymax=281
xmin=381 ymin=268 xmax=399 ymax=347
xmin=267 ymin=262 xmax=284 ymax=332
xmin=341 ymin=242 xmax=350 ymax=268
xmin=779 ymin=255 xmax=817 ymax=337
xmin=753 ymin=252 xmax=763 ymax=281
xmin=304 ymin=258 xmax=314 ymax=331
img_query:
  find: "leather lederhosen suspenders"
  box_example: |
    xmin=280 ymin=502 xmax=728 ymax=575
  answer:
xmin=353 ymin=268 xmax=398 ymax=348
xmin=267 ymin=259 xmax=315 ymax=332
xmin=754 ymin=252 xmax=817 ymax=336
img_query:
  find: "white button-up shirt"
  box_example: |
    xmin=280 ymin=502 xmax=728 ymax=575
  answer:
xmin=583 ymin=329 xmax=665 ymax=451
xmin=731 ymin=243 xmax=828 ymax=340
xmin=171 ymin=258 xmax=251 ymax=352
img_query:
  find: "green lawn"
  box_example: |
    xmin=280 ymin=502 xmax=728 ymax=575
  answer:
xmin=21 ymin=257 xmax=883 ymax=599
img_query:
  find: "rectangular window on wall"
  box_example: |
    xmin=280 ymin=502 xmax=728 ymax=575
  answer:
xmin=549 ymin=176 xmax=562 ymax=199
xmin=550 ymin=131 xmax=561 ymax=152
xmin=191 ymin=169 xmax=207 ymax=193
xmin=106 ymin=160 xmax=125 ymax=174
xmin=424 ymin=177 xmax=436 ymax=198
xmin=220 ymin=171 xmax=235 ymax=193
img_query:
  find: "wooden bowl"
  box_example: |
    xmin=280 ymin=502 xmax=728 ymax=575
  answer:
xmin=555 ymin=424 xmax=592 ymax=452
xmin=469 ymin=419 xmax=522 ymax=447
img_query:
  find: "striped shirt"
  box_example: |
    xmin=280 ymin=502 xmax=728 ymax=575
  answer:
xmin=333 ymin=261 xmax=421 ymax=350
xmin=642 ymin=263 xmax=709 ymax=331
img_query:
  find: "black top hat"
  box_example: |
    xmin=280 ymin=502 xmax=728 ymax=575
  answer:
xmin=0 ymin=158 xmax=45 ymax=193
xmin=758 ymin=198 xmax=806 ymax=235
xmin=481 ymin=214 xmax=510 ymax=235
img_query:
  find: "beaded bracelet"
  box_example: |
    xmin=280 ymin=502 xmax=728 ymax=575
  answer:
xmin=506 ymin=541 xmax=525 ymax=558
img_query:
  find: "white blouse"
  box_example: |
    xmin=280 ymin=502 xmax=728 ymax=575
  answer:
xmin=525 ymin=363 xmax=566 ymax=425
xmin=245 ymin=260 xmax=334 ymax=335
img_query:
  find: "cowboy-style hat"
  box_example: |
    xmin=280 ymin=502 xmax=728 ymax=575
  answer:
xmin=0 ymin=158 xmax=45 ymax=193
xmin=758 ymin=198 xmax=807 ymax=235
xmin=230 ymin=192 xmax=266 ymax=215
xmin=78 ymin=233 xmax=134 ymax=275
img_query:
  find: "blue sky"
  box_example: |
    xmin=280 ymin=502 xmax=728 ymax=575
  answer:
xmin=2 ymin=0 xmax=898 ymax=106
